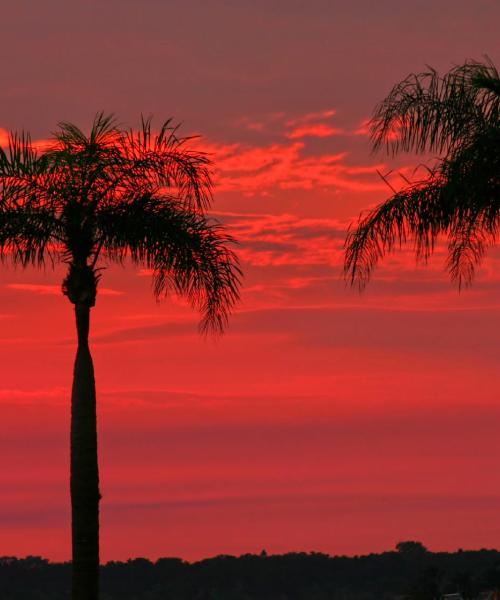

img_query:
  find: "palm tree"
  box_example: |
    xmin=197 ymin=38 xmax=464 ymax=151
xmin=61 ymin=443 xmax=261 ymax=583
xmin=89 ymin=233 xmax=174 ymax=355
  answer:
xmin=0 ymin=114 xmax=241 ymax=600
xmin=344 ymin=58 xmax=500 ymax=289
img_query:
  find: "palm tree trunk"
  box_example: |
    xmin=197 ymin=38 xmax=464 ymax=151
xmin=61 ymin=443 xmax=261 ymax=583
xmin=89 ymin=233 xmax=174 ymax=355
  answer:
xmin=71 ymin=303 xmax=100 ymax=600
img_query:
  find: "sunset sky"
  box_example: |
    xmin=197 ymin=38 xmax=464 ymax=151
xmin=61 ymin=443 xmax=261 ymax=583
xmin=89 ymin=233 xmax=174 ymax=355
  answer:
xmin=1 ymin=1 xmax=500 ymax=562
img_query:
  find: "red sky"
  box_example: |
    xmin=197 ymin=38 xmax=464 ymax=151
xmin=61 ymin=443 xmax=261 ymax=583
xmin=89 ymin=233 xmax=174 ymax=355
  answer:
xmin=1 ymin=1 xmax=500 ymax=562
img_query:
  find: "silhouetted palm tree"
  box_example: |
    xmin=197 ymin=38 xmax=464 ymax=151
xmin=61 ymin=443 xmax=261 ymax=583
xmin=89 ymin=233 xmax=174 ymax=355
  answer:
xmin=345 ymin=59 xmax=500 ymax=288
xmin=0 ymin=114 xmax=241 ymax=600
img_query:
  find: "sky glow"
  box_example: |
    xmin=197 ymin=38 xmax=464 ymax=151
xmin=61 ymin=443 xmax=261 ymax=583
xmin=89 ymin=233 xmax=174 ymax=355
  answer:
xmin=1 ymin=0 xmax=500 ymax=562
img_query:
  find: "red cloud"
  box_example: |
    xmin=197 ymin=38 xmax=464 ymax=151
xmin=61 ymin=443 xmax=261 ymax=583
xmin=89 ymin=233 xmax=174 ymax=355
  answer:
xmin=6 ymin=283 xmax=123 ymax=296
xmin=234 ymin=109 xmax=336 ymax=134
xmin=0 ymin=128 xmax=51 ymax=151
xmin=218 ymin=212 xmax=348 ymax=269
xmin=285 ymin=109 xmax=336 ymax=126
xmin=287 ymin=124 xmax=343 ymax=139
xmin=354 ymin=118 xmax=400 ymax=141
xmin=0 ymin=128 xmax=9 ymax=147
xmin=202 ymin=141 xmax=391 ymax=193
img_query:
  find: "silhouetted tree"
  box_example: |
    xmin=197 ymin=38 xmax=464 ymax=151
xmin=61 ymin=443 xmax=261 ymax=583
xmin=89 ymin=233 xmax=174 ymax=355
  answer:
xmin=397 ymin=541 xmax=429 ymax=555
xmin=0 ymin=114 xmax=241 ymax=600
xmin=344 ymin=59 xmax=500 ymax=289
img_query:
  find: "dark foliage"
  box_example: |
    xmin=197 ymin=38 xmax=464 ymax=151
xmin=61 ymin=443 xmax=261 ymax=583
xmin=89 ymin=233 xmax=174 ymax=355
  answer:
xmin=0 ymin=113 xmax=241 ymax=332
xmin=2 ymin=547 xmax=500 ymax=600
xmin=344 ymin=59 xmax=500 ymax=290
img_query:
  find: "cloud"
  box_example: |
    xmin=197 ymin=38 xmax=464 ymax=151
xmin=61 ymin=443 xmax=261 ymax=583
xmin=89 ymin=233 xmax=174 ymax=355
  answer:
xmin=208 ymin=141 xmax=389 ymax=193
xmin=6 ymin=284 xmax=62 ymax=295
xmin=6 ymin=283 xmax=124 ymax=296
xmin=229 ymin=304 xmax=500 ymax=360
xmin=188 ymin=109 xmax=412 ymax=194
xmin=76 ymin=297 xmax=500 ymax=363
xmin=234 ymin=109 xmax=336 ymax=134
xmin=287 ymin=124 xmax=343 ymax=139
xmin=92 ymin=319 xmax=196 ymax=345
xmin=283 ymin=109 xmax=344 ymax=140
xmin=217 ymin=212 xmax=348 ymax=268
xmin=354 ymin=119 xmax=371 ymax=136
xmin=285 ymin=109 xmax=336 ymax=126
xmin=0 ymin=128 xmax=9 ymax=147
xmin=0 ymin=128 xmax=52 ymax=152
xmin=0 ymin=386 xmax=67 ymax=405
xmin=103 ymin=491 xmax=500 ymax=515
xmin=236 ymin=118 xmax=265 ymax=132
xmin=354 ymin=118 xmax=400 ymax=141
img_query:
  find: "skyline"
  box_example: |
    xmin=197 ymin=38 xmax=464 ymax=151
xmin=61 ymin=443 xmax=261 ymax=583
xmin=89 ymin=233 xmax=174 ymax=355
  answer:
xmin=1 ymin=1 xmax=500 ymax=562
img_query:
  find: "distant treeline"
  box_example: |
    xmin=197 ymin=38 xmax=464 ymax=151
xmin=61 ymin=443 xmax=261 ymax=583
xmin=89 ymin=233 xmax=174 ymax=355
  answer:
xmin=2 ymin=542 xmax=500 ymax=600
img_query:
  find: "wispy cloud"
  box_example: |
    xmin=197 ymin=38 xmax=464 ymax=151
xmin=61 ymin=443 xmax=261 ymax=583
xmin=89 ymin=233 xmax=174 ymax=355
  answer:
xmin=286 ymin=124 xmax=343 ymax=139
xmin=234 ymin=109 xmax=337 ymax=135
xmin=0 ymin=386 xmax=67 ymax=405
xmin=285 ymin=109 xmax=336 ymax=126
xmin=6 ymin=283 xmax=124 ymax=296
xmin=208 ymin=142 xmax=389 ymax=193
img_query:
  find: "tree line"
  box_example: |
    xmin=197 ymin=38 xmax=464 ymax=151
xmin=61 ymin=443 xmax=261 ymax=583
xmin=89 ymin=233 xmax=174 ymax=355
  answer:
xmin=2 ymin=544 xmax=500 ymax=600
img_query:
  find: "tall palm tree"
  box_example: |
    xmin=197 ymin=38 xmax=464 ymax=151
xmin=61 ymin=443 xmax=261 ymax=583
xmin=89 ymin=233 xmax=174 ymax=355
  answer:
xmin=0 ymin=114 xmax=241 ymax=600
xmin=344 ymin=59 xmax=500 ymax=289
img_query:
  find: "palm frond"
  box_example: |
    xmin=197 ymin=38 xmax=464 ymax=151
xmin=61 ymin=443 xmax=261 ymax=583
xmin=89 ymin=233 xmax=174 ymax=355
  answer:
xmin=370 ymin=60 xmax=500 ymax=156
xmin=344 ymin=176 xmax=450 ymax=290
xmin=0 ymin=131 xmax=39 ymax=178
xmin=347 ymin=59 xmax=500 ymax=291
xmin=467 ymin=57 xmax=500 ymax=122
xmin=0 ymin=206 xmax=60 ymax=267
xmin=121 ymin=116 xmax=213 ymax=210
xmin=442 ymin=129 xmax=500 ymax=285
xmin=96 ymin=194 xmax=241 ymax=334
xmin=54 ymin=113 xmax=118 ymax=149
xmin=346 ymin=127 xmax=500 ymax=289
xmin=446 ymin=218 xmax=492 ymax=289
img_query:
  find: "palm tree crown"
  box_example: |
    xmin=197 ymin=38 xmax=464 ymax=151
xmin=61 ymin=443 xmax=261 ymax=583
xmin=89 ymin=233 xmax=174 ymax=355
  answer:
xmin=344 ymin=58 xmax=500 ymax=289
xmin=0 ymin=113 xmax=241 ymax=330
